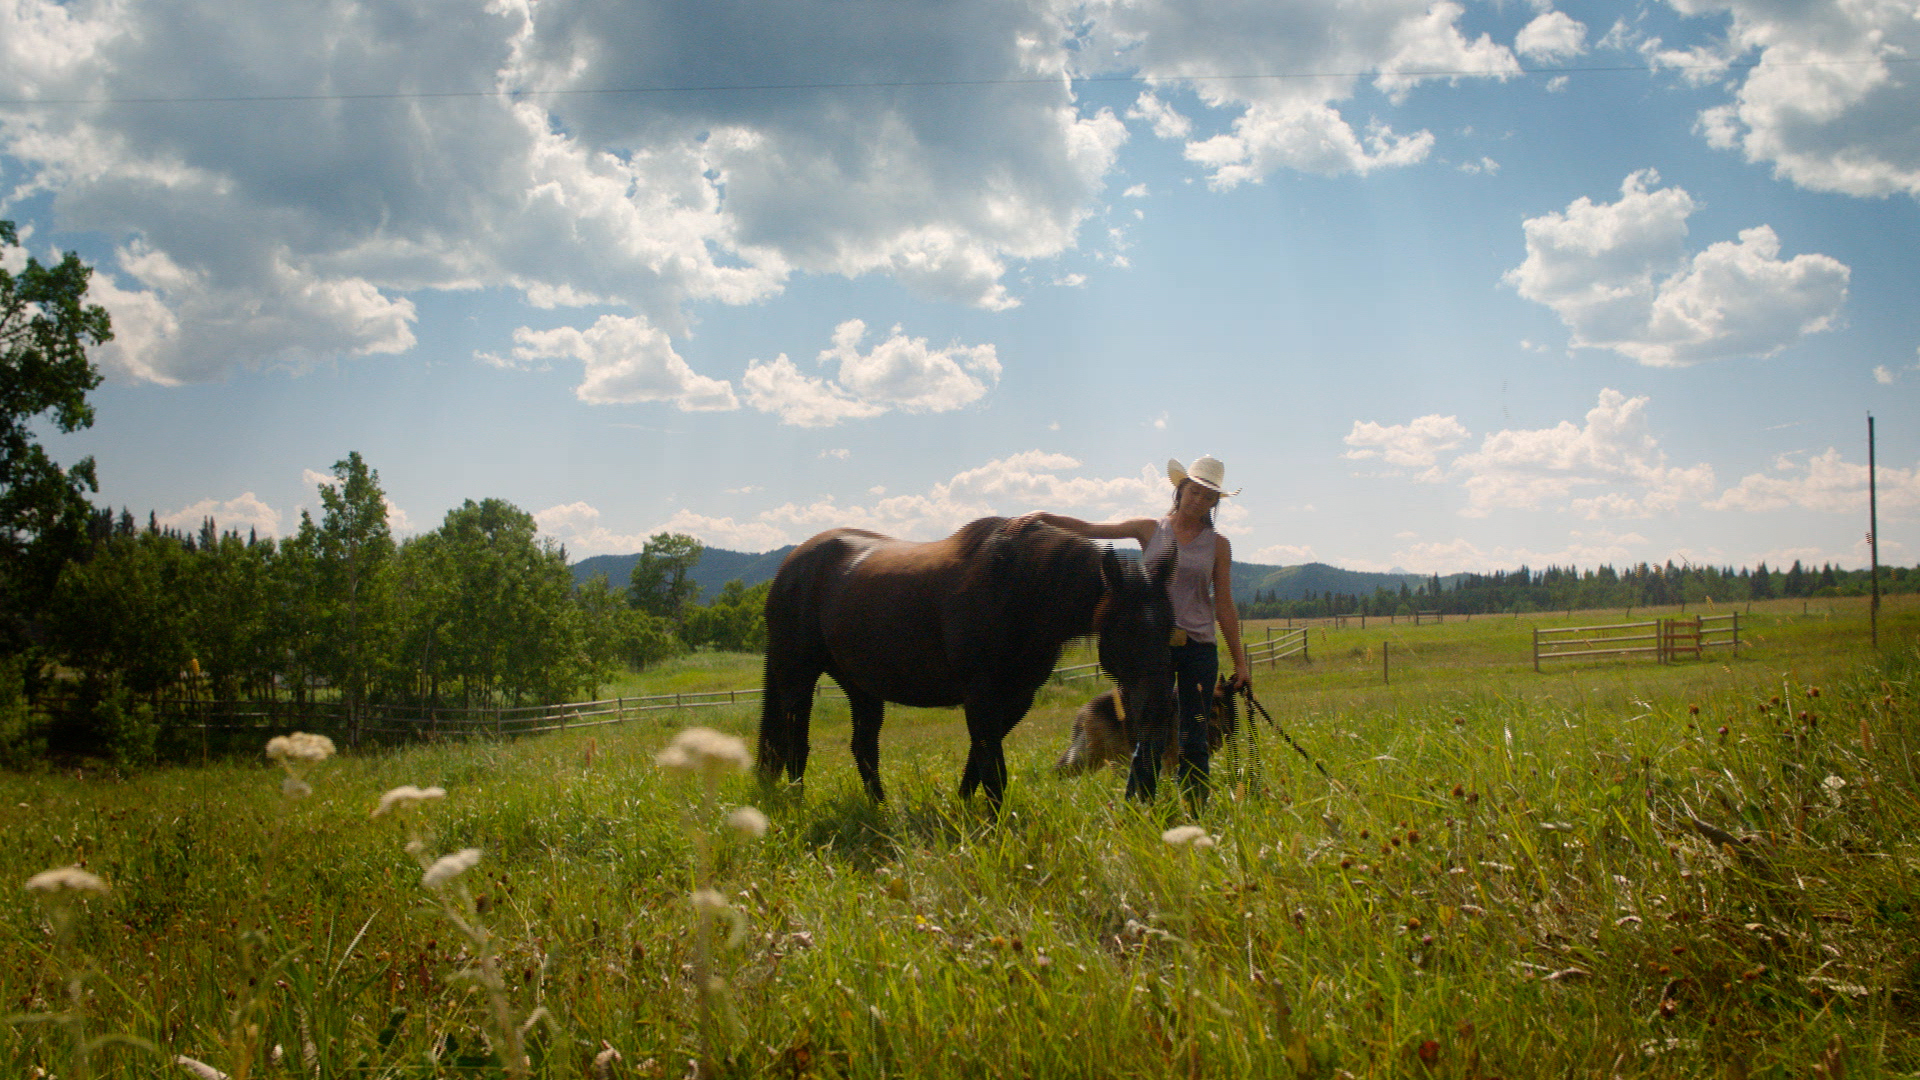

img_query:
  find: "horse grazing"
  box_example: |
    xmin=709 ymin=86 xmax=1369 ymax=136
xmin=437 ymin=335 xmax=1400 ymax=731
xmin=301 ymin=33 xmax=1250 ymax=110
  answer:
xmin=758 ymin=517 xmax=1176 ymax=806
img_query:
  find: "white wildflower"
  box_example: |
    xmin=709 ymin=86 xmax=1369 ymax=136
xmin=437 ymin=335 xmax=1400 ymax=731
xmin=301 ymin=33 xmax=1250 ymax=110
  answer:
xmin=174 ymin=1055 xmax=228 ymax=1079
xmin=1162 ymin=825 xmax=1214 ymax=848
xmin=1823 ymin=775 xmax=1846 ymax=792
xmin=265 ymin=732 xmax=335 ymax=763
xmin=281 ymin=777 xmax=312 ymax=799
xmin=373 ymin=785 xmax=447 ymax=818
xmin=656 ymin=727 xmax=751 ymax=778
xmin=727 ymin=806 xmax=769 ymax=838
xmin=421 ymin=848 xmax=482 ymax=888
xmin=25 ymin=865 xmax=109 ymax=896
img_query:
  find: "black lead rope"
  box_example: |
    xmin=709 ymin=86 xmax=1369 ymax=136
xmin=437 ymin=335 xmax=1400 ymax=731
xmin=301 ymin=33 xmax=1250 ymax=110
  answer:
xmin=1235 ymin=684 xmax=1332 ymax=781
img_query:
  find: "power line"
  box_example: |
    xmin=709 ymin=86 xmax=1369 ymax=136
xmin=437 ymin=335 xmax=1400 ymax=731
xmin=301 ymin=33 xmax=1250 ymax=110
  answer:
xmin=1 ymin=53 xmax=1913 ymax=108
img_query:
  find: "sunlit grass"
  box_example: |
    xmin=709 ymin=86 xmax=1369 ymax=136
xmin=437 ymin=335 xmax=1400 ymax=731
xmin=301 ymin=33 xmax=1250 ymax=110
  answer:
xmin=1 ymin=600 xmax=1916 ymax=1076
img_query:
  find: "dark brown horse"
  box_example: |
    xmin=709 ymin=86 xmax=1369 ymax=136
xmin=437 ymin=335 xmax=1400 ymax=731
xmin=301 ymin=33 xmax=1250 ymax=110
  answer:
xmin=758 ymin=517 xmax=1175 ymax=805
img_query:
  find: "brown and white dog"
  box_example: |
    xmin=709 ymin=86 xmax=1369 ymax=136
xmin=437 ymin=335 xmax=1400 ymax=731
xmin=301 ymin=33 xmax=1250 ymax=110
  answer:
xmin=1054 ymin=678 xmax=1238 ymax=776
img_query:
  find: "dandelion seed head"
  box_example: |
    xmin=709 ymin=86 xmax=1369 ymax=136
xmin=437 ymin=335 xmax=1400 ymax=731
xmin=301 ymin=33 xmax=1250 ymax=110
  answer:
xmin=25 ymin=865 xmax=109 ymax=896
xmin=656 ymin=727 xmax=751 ymax=778
xmin=727 ymin=806 xmax=769 ymax=838
xmin=373 ymin=785 xmax=447 ymax=817
xmin=421 ymin=848 xmax=482 ymax=888
xmin=265 ymin=732 xmax=335 ymax=763
xmin=1162 ymin=825 xmax=1212 ymax=847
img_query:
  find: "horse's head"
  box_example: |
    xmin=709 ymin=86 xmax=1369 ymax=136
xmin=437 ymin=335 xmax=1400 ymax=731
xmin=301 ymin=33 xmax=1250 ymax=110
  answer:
xmin=1094 ymin=549 xmax=1177 ymax=740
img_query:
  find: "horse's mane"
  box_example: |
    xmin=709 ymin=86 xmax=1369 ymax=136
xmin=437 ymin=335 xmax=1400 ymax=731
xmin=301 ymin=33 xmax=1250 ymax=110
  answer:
xmin=960 ymin=517 xmax=1110 ymax=624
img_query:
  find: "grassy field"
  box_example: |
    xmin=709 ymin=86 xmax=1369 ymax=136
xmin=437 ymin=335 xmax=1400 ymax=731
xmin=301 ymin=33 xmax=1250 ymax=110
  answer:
xmin=3 ymin=596 xmax=1918 ymax=1077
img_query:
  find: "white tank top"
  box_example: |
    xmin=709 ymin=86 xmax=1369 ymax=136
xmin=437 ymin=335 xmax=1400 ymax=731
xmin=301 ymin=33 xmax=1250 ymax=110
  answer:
xmin=1142 ymin=515 xmax=1217 ymax=644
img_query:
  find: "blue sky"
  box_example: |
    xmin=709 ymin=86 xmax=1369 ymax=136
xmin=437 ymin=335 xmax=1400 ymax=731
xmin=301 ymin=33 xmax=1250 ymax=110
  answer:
xmin=4 ymin=0 xmax=1916 ymax=574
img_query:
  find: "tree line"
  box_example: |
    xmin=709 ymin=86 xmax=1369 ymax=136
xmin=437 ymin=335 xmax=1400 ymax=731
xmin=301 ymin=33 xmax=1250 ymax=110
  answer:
xmin=1240 ymin=559 xmax=1917 ymax=621
xmin=11 ymin=455 xmax=768 ymax=761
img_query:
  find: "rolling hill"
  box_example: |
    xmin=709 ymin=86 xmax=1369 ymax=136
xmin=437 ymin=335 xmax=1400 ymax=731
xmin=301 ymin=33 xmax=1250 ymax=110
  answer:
xmin=572 ymin=544 xmax=1436 ymax=605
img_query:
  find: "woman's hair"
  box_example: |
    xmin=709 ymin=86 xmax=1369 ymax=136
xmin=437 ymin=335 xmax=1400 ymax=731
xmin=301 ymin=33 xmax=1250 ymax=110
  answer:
xmin=1169 ymin=478 xmax=1217 ymax=528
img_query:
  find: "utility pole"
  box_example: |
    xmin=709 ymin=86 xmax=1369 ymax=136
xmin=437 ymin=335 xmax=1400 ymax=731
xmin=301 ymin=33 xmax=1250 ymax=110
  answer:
xmin=1869 ymin=413 xmax=1880 ymax=648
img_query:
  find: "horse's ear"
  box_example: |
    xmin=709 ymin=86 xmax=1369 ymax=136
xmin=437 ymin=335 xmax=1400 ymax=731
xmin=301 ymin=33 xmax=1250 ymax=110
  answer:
xmin=1100 ymin=547 xmax=1125 ymax=591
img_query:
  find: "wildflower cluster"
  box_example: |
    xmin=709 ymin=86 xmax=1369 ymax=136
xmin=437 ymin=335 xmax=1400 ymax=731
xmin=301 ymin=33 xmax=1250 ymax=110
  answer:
xmin=264 ymin=731 xmax=335 ymax=798
xmin=658 ymin=726 xmax=767 ymax=1076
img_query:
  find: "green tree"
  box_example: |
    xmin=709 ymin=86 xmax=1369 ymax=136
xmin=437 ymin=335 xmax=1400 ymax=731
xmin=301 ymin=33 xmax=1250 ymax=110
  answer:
xmin=680 ymin=579 xmax=769 ymax=653
xmin=0 ymin=220 xmax=113 ymax=663
xmin=431 ymin=498 xmax=590 ymax=705
xmin=629 ymin=532 xmax=703 ymax=619
xmin=312 ymin=453 xmax=396 ymax=729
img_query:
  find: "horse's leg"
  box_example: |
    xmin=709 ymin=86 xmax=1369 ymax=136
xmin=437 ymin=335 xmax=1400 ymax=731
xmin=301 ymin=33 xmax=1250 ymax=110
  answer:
xmin=846 ymin=687 xmax=887 ymax=802
xmin=961 ymin=685 xmax=1035 ymax=808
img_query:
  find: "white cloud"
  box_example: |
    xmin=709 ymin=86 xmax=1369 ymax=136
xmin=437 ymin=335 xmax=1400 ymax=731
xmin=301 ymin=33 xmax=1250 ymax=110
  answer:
xmin=1087 ymin=0 xmax=1518 ymax=186
xmin=740 ymin=320 xmax=998 ymax=428
xmin=157 ymin=492 xmax=283 ymax=539
xmin=1252 ymin=543 xmax=1317 ymax=564
xmin=1515 ymin=11 xmax=1588 ymax=61
xmin=823 ymin=320 xmax=1000 ymax=412
xmin=0 ymin=0 xmax=1131 ymax=383
xmin=1343 ymin=414 xmax=1469 ymax=471
xmin=1127 ymin=92 xmax=1193 ymax=140
xmin=496 ymin=315 xmax=738 ymax=409
xmin=1657 ymin=0 xmax=1920 ymax=198
xmin=1352 ymin=390 xmax=1716 ymax=520
xmin=537 ymin=451 xmax=1172 ymax=555
xmin=1875 ymin=365 xmax=1895 ymax=384
xmin=1708 ymin=448 xmax=1920 ymax=515
xmin=1505 ymin=170 xmax=1848 ymax=366
xmin=1357 ymin=529 xmax=1648 ymax=575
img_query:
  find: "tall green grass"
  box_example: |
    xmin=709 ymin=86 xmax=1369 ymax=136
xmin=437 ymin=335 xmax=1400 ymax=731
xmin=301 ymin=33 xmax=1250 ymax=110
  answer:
xmin=3 ymin=600 xmax=1917 ymax=1077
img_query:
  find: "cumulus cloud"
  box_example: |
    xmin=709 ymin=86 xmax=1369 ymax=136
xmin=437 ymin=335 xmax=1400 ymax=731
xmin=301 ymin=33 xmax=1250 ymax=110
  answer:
xmin=0 ymin=0 xmax=1129 ymax=384
xmin=1351 ymin=390 xmax=1716 ymax=519
xmin=1708 ymin=448 xmax=1920 ymax=515
xmin=535 ymin=450 xmax=1169 ymax=555
xmin=1515 ymin=11 xmax=1588 ymax=61
xmin=1343 ymin=415 xmax=1470 ymax=472
xmin=1084 ymin=0 xmax=1518 ymax=186
xmin=1356 ymin=529 xmax=1649 ymax=575
xmin=1650 ymin=0 xmax=1920 ymax=198
xmin=156 ymin=492 xmax=283 ymax=539
xmin=489 ymin=315 xmax=737 ymax=409
xmin=1505 ymin=170 xmax=1849 ymax=366
xmin=742 ymin=320 xmax=999 ymax=427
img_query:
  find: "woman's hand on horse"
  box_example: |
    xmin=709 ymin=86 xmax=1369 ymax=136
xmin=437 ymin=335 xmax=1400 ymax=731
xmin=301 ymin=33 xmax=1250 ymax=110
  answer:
xmin=1005 ymin=511 xmax=1048 ymax=533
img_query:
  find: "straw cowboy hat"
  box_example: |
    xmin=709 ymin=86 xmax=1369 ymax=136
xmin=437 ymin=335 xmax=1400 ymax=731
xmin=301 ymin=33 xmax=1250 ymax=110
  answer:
xmin=1167 ymin=455 xmax=1240 ymax=497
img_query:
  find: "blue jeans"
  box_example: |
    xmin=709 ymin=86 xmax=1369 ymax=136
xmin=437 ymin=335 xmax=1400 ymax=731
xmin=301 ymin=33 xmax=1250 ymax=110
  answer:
xmin=1126 ymin=640 xmax=1218 ymax=802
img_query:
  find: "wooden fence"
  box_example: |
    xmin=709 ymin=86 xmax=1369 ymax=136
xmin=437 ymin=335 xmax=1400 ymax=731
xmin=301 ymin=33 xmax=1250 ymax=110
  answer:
xmin=1533 ymin=613 xmax=1739 ymax=671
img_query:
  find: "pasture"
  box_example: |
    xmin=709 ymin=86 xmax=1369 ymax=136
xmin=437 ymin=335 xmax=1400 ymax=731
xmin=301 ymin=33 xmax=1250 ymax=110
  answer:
xmin=4 ymin=596 xmax=1919 ymax=1078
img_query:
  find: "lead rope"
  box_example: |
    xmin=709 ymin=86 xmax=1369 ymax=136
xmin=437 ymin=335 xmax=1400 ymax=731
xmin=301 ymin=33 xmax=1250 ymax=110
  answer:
xmin=1238 ymin=684 xmax=1332 ymax=782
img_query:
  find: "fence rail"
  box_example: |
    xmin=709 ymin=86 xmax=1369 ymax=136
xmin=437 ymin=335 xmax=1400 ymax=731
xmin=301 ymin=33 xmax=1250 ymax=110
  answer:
xmin=1533 ymin=613 xmax=1738 ymax=670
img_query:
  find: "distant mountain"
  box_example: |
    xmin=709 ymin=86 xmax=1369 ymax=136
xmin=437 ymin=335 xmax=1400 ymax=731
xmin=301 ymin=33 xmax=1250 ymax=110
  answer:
xmin=572 ymin=545 xmax=1435 ymax=606
xmin=1235 ymin=561 xmax=1433 ymax=601
xmin=570 ymin=545 xmax=797 ymax=603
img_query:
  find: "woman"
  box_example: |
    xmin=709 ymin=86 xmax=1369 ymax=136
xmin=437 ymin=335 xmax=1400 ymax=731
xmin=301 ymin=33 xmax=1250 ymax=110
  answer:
xmin=1009 ymin=455 xmax=1252 ymax=803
